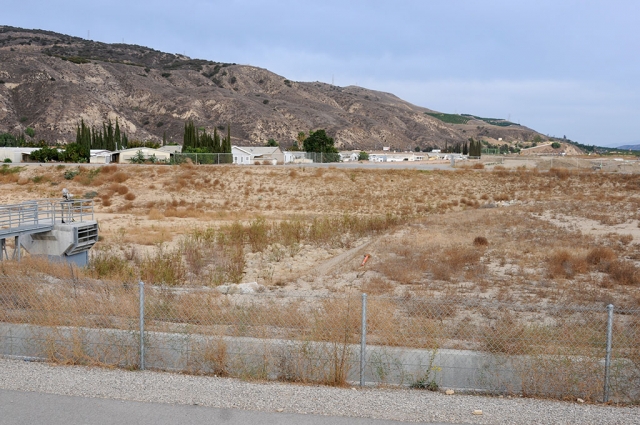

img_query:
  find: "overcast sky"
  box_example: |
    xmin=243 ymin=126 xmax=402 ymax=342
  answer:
xmin=4 ymin=1 xmax=639 ymax=147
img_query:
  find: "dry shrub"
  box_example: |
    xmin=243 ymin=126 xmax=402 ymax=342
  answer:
xmin=365 ymin=298 xmax=403 ymax=344
xmin=274 ymin=218 xmax=307 ymax=247
xmin=608 ymin=260 xmax=640 ymax=286
xmin=374 ymin=243 xmax=427 ymax=284
xmin=0 ymin=256 xmax=83 ymax=280
xmin=100 ymin=195 xmax=112 ymax=207
xmin=481 ymin=312 xmax=528 ymax=355
xmin=361 ymin=276 xmax=394 ymax=295
xmin=471 ymin=163 xmax=484 ymax=169
xmin=619 ymin=234 xmax=634 ymax=246
xmin=406 ymin=297 xmax=457 ymax=319
xmin=101 ymin=164 xmax=118 ymax=173
xmin=547 ymin=249 xmax=588 ymax=278
xmin=187 ymin=336 xmax=230 ymax=377
xmin=124 ymin=192 xmax=136 ymax=201
xmin=89 ymin=248 xmax=135 ymax=281
xmin=586 ymin=247 xmax=617 ymax=271
xmin=110 ymin=171 xmax=129 ymax=183
xmin=432 ymin=244 xmax=483 ymax=281
xmin=17 ymin=176 xmax=29 ymax=185
xmin=549 ymin=167 xmax=571 ymax=180
xmin=109 ymin=183 xmax=129 ymax=195
xmin=139 ymin=245 xmax=185 ymax=286
xmin=473 ymin=236 xmax=489 ymax=246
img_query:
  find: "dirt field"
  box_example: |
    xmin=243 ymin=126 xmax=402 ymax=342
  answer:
xmin=1 ymin=161 xmax=640 ymax=309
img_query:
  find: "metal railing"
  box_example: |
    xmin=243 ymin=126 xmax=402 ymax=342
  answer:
xmin=0 ymin=276 xmax=638 ymax=403
xmin=0 ymin=199 xmax=94 ymax=237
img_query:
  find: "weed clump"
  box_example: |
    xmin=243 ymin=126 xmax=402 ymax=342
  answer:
xmin=547 ymin=249 xmax=588 ymax=279
xmin=473 ymin=236 xmax=489 ymax=246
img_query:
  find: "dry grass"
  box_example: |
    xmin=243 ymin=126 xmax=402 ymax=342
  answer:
xmin=3 ymin=163 xmax=640 ymax=397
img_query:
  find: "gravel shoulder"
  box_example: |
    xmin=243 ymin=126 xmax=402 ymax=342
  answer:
xmin=0 ymin=359 xmax=637 ymax=424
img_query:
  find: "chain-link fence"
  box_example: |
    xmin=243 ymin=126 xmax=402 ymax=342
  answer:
xmin=1 ymin=276 xmax=638 ymax=402
xmin=172 ymin=153 xmax=233 ymax=165
xmin=173 ymin=153 xmax=344 ymax=165
xmin=481 ymin=155 xmax=640 ymax=173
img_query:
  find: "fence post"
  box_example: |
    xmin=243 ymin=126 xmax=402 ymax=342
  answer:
xmin=139 ymin=280 xmax=145 ymax=371
xmin=360 ymin=293 xmax=367 ymax=387
xmin=603 ymin=304 xmax=614 ymax=402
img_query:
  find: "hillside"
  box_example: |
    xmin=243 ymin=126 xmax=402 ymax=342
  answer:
xmin=0 ymin=25 xmax=545 ymax=150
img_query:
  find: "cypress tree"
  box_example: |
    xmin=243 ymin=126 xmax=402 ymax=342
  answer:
xmin=213 ymin=128 xmax=220 ymax=153
xmin=76 ymin=121 xmax=82 ymax=145
xmin=107 ymin=120 xmax=115 ymax=151
xmin=114 ymin=118 xmax=121 ymax=150
xmin=224 ymin=124 xmax=231 ymax=153
xmin=183 ymin=121 xmax=188 ymax=148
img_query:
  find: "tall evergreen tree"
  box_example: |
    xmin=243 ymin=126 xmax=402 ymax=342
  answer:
xmin=114 ymin=118 xmax=121 ymax=150
xmin=223 ymin=124 xmax=231 ymax=153
xmin=213 ymin=128 xmax=221 ymax=153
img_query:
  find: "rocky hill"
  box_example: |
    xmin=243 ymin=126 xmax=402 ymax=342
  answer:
xmin=0 ymin=25 xmax=546 ymax=150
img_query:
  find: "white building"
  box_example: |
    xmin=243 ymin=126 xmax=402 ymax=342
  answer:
xmin=0 ymin=147 xmax=42 ymax=163
xmin=232 ymin=146 xmax=285 ymax=165
xmin=283 ymin=151 xmax=310 ymax=164
xmin=339 ymin=151 xmax=360 ymax=162
xmin=89 ymin=149 xmax=112 ymax=164
xmin=231 ymin=146 xmax=253 ymax=165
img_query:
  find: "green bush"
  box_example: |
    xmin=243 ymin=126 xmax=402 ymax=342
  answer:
xmin=25 ymin=127 xmax=35 ymax=138
xmin=3 ymin=158 xmax=11 ymax=163
xmin=30 ymin=146 xmax=61 ymax=162
xmin=0 ymin=164 xmax=22 ymax=175
xmin=64 ymin=169 xmax=79 ymax=180
xmin=129 ymin=150 xmax=146 ymax=164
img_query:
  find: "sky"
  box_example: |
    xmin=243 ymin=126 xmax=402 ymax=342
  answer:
xmin=3 ymin=0 xmax=639 ymax=147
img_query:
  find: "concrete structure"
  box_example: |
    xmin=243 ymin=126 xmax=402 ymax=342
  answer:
xmin=0 ymin=198 xmax=98 ymax=266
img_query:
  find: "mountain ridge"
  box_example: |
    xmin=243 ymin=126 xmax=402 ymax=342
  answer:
xmin=0 ymin=25 xmax=546 ymax=150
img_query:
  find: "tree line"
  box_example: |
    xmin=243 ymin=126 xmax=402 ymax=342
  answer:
xmin=183 ymin=120 xmax=231 ymax=155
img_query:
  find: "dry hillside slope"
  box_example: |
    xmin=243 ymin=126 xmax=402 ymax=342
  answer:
xmin=0 ymin=26 xmax=544 ymax=150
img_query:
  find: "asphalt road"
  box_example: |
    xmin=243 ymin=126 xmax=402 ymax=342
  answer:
xmin=0 ymin=389 xmax=457 ymax=425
